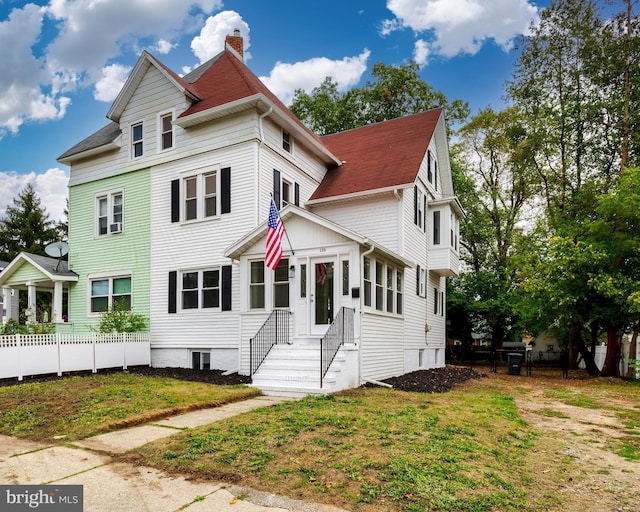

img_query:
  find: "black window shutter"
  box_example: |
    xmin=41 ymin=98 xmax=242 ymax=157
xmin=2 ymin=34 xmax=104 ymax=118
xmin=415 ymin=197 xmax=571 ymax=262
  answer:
xmin=273 ymin=169 xmax=281 ymax=209
xmin=221 ymin=265 xmax=232 ymax=311
xmin=413 ymin=185 xmax=418 ymax=225
xmin=416 ymin=264 xmax=421 ymax=296
xmin=221 ymin=167 xmax=231 ymax=214
xmin=168 ymin=271 xmax=177 ymax=313
xmin=294 ymin=182 xmax=300 ymax=206
xmin=434 ymin=161 xmax=438 ymax=191
xmin=171 ymin=179 xmax=180 ymax=223
xmin=423 ymin=195 xmax=427 ymax=231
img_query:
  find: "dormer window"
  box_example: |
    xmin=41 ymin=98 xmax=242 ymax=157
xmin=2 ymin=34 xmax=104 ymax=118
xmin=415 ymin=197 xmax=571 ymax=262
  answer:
xmin=131 ymin=121 xmax=143 ymax=158
xmin=160 ymin=113 xmax=173 ymax=150
xmin=282 ymin=131 xmax=291 ymax=153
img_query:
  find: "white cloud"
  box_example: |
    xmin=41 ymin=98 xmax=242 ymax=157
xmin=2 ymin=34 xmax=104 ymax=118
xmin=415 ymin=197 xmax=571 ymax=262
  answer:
xmin=0 ymin=169 xmax=69 ymax=223
xmin=0 ymin=4 xmax=70 ymax=139
xmin=414 ymin=39 xmax=430 ymax=67
xmin=191 ymin=11 xmax=250 ymax=64
xmin=259 ymin=50 xmax=371 ymax=106
xmin=45 ymin=0 xmax=223 ymax=70
xmin=383 ymin=0 xmax=539 ymax=58
xmin=0 ymin=1 xmax=224 ymax=138
xmin=154 ymin=39 xmax=176 ymax=54
xmin=94 ymin=63 xmax=132 ymax=102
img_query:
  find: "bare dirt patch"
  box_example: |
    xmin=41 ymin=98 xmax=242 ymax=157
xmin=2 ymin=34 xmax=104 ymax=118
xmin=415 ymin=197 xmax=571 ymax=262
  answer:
xmin=501 ymin=375 xmax=640 ymax=512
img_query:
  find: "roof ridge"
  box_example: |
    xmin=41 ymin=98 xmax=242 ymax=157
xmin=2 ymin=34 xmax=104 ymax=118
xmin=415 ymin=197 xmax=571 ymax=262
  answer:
xmin=322 ymin=107 xmax=444 ymax=140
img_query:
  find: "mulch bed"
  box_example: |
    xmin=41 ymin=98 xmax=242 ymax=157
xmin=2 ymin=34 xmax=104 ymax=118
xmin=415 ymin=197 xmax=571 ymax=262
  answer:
xmin=366 ymin=366 xmax=485 ymax=393
xmin=0 ymin=365 xmax=483 ymax=393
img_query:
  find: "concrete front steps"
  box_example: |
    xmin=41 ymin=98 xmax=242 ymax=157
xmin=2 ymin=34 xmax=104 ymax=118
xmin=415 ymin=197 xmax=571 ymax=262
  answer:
xmin=251 ymin=341 xmax=357 ymax=398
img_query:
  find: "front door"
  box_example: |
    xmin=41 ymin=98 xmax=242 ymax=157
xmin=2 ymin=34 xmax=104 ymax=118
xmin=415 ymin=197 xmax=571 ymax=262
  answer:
xmin=311 ymin=259 xmax=335 ymax=334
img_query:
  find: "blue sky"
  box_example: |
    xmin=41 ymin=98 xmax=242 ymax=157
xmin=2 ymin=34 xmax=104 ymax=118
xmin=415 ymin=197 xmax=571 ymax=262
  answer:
xmin=0 ymin=0 xmax=553 ymax=222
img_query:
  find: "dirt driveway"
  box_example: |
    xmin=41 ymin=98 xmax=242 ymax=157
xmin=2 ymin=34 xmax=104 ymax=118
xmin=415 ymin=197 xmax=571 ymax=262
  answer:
xmin=497 ymin=372 xmax=640 ymax=512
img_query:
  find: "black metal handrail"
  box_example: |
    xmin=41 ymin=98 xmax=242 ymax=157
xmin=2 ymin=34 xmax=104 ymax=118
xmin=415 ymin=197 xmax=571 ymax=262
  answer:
xmin=320 ymin=307 xmax=354 ymax=387
xmin=249 ymin=309 xmax=290 ymax=376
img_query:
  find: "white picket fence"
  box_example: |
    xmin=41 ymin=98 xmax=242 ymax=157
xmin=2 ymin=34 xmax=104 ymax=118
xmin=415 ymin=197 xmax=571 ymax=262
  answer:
xmin=0 ymin=332 xmax=151 ymax=381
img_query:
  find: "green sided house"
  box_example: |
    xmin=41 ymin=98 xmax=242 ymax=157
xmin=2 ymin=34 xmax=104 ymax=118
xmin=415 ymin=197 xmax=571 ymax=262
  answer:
xmin=0 ymin=31 xmax=464 ymax=396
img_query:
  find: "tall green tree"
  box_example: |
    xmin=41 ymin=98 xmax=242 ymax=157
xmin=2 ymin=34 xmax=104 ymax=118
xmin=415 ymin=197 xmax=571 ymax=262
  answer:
xmin=508 ymin=0 xmax=613 ymax=222
xmin=449 ymin=107 xmax=538 ymax=346
xmin=0 ymin=184 xmax=59 ymax=261
xmin=290 ymin=61 xmax=469 ymax=136
xmin=516 ymin=168 xmax=640 ymax=375
xmin=507 ymin=0 xmax=640 ymax=374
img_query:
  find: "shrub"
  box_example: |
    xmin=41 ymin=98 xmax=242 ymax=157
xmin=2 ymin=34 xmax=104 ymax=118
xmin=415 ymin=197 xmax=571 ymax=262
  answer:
xmin=95 ymin=301 xmax=148 ymax=333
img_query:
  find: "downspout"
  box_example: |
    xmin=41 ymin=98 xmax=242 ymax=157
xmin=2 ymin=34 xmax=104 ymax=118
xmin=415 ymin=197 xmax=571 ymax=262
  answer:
xmin=359 ymin=242 xmax=375 ymax=386
xmin=361 ymin=377 xmax=393 ymax=388
xmin=256 ymin=107 xmax=273 ymax=224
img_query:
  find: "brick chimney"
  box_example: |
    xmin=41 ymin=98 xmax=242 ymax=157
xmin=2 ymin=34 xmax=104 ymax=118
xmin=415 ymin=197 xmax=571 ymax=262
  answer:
xmin=225 ymin=29 xmax=243 ymax=59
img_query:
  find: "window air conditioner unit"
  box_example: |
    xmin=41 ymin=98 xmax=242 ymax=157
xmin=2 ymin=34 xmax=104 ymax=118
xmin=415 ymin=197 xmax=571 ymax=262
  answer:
xmin=109 ymin=222 xmax=123 ymax=233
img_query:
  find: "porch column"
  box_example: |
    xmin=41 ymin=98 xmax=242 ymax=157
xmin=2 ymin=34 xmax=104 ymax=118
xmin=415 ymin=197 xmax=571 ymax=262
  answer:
xmin=2 ymin=286 xmax=14 ymax=323
xmin=53 ymin=280 xmax=64 ymax=323
xmin=26 ymin=281 xmax=36 ymax=320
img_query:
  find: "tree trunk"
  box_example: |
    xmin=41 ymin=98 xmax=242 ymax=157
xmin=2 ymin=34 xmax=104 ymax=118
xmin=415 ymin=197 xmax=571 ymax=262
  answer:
xmin=570 ymin=323 xmax=599 ymax=375
xmin=600 ymin=327 xmax=621 ymax=377
xmin=625 ymin=322 xmax=639 ymax=379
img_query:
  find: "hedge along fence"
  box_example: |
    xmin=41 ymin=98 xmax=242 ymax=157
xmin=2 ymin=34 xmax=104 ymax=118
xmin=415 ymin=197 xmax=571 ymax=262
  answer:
xmin=0 ymin=332 xmax=150 ymax=381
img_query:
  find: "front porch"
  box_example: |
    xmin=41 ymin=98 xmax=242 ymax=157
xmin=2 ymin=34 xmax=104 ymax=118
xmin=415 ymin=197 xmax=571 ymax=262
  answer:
xmin=0 ymin=252 xmax=78 ymax=328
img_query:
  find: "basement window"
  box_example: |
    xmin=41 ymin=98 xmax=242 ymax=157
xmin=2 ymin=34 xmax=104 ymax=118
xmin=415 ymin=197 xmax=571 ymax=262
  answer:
xmin=191 ymin=351 xmax=211 ymax=370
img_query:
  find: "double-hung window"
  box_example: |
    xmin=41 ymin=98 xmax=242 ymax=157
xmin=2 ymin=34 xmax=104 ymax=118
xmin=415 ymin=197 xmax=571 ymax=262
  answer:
xmin=282 ymin=131 xmax=292 ymax=153
xmin=273 ymin=258 xmax=289 ymax=308
xmin=160 ymin=112 xmax=173 ymax=150
xmin=363 ymin=258 xmax=403 ymax=314
xmin=386 ymin=267 xmax=394 ymax=313
xmin=96 ymin=190 xmax=123 ymax=236
xmin=131 ymin=121 xmax=143 ymax=158
xmin=273 ymin=169 xmax=299 ymax=209
xmin=417 ymin=265 xmax=426 ymax=297
xmin=375 ymin=261 xmax=384 ymax=311
xmin=90 ymin=275 xmax=132 ymax=313
xmin=396 ymin=271 xmax=403 ymax=314
xmin=183 ymin=171 xmax=218 ymax=221
xmin=363 ymin=257 xmax=372 ymax=307
xmin=250 ymin=261 xmax=265 ymax=309
xmin=414 ymin=186 xmax=426 ymax=231
xmin=433 ymin=211 xmax=441 ymax=245
xmin=181 ymin=269 xmax=220 ymax=310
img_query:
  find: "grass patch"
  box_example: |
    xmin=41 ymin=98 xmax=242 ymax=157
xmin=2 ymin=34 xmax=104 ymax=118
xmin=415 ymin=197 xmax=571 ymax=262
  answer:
xmin=538 ymin=408 xmax=570 ymax=419
xmin=0 ymin=372 xmax=259 ymax=441
xmin=133 ymin=382 xmax=548 ymax=512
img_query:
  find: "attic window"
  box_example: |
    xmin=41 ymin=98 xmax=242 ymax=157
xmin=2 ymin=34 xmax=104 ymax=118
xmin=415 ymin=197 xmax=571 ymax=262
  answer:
xmin=282 ymin=131 xmax=291 ymax=153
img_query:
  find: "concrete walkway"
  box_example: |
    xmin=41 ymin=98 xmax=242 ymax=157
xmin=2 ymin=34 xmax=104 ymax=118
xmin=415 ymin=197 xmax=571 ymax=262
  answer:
xmin=0 ymin=396 xmax=349 ymax=512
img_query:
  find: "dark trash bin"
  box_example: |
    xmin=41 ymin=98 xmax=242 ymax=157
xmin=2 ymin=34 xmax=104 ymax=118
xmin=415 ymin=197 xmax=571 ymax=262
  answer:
xmin=508 ymin=353 xmax=524 ymax=375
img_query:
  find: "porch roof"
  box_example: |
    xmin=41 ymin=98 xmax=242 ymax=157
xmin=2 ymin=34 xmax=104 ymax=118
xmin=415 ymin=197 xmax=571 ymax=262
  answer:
xmin=0 ymin=252 xmax=78 ymax=287
xmin=224 ymin=205 xmax=414 ymax=268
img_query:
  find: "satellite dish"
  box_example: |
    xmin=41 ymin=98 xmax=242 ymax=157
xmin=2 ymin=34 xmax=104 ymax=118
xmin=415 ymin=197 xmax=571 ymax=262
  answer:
xmin=45 ymin=241 xmax=69 ymax=258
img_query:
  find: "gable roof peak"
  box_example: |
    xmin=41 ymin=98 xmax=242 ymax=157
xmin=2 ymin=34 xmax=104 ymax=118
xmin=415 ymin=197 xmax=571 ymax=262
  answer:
xmin=106 ymin=50 xmax=199 ymax=122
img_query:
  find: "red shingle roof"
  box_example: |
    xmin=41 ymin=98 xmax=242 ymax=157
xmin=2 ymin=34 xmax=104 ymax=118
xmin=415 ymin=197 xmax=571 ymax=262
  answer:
xmin=179 ymin=51 xmax=324 ymax=146
xmin=309 ymin=108 xmax=442 ymax=201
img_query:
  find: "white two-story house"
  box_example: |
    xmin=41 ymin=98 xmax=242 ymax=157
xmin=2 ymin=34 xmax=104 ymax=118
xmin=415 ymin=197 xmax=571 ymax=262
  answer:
xmin=54 ymin=32 xmax=463 ymax=396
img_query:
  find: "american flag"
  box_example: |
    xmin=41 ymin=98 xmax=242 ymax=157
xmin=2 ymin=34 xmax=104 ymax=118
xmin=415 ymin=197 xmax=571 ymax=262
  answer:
xmin=265 ymin=199 xmax=284 ymax=270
